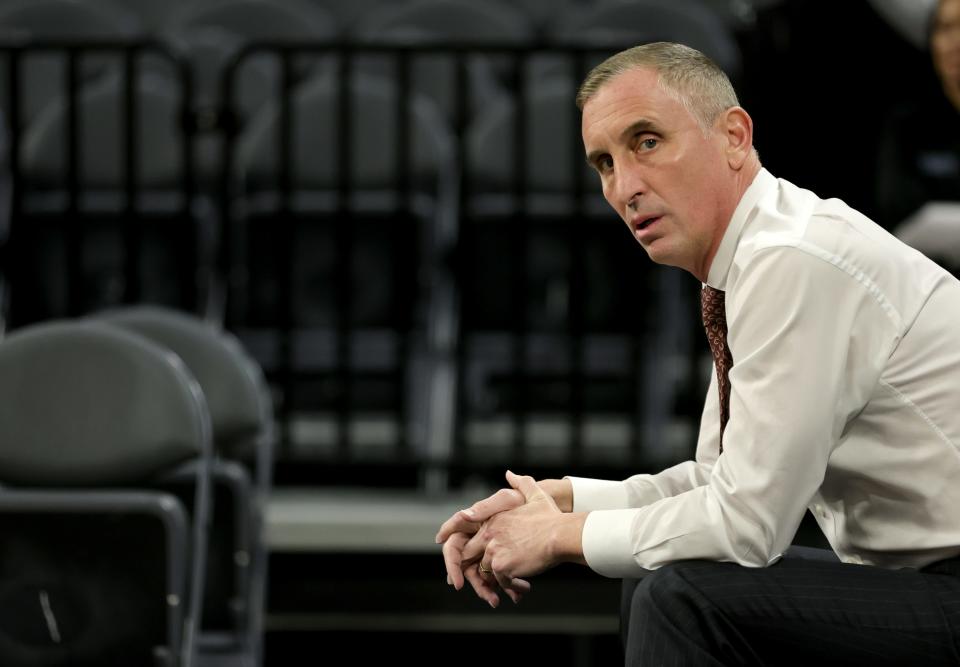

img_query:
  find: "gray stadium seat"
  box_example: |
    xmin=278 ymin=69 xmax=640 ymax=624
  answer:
xmin=12 ymin=69 xmax=216 ymax=325
xmin=161 ymin=0 xmax=340 ymax=188
xmin=0 ymin=0 xmax=141 ymax=38
xmin=162 ymin=26 xmax=274 ymax=120
xmin=21 ymin=72 xmax=183 ymax=190
xmin=238 ymin=73 xmax=454 ymax=192
xmin=233 ymin=71 xmax=458 ymax=473
xmin=547 ymin=0 xmax=743 ymax=81
xmin=354 ymin=0 xmax=532 ymax=42
xmin=320 ymin=0 xmax=392 ymax=33
xmin=161 ymin=26 xmax=275 ymax=186
xmin=0 ymin=320 xmax=213 ymax=667
xmin=466 ymin=79 xmax=599 ymax=200
xmin=0 ymin=0 xmax=143 ymax=129
xmin=94 ymin=305 xmax=274 ymax=665
xmin=352 ymin=0 xmax=536 ymax=124
xmin=163 ymin=0 xmax=338 ymax=45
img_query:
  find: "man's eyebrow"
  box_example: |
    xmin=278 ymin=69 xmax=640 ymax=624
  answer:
xmin=584 ymin=118 xmax=660 ymax=167
xmin=619 ymin=118 xmax=659 ymax=142
xmin=585 ymin=149 xmax=605 ymax=168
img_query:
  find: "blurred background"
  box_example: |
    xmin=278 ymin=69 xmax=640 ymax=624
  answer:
xmin=0 ymin=0 xmax=953 ymax=664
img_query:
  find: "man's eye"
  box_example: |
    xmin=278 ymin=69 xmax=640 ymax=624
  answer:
xmin=597 ymin=156 xmax=613 ymax=172
xmin=639 ymin=138 xmax=658 ymax=151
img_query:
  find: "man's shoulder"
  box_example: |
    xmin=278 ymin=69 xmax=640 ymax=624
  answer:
xmin=736 ymin=186 xmax=902 ymax=277
xmin=729 ymin=198 xmax=951 ymax=329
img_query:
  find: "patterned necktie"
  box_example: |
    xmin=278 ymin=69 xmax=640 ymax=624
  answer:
xmin=701 ymin=285 xmax=733 ymax=454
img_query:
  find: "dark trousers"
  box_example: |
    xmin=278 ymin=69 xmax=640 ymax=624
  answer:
xmin=620 ymin=547 xmax=960 ymax=666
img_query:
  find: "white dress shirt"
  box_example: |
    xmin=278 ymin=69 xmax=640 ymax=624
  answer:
xmin=571 ymin=168 xmax=960 ymax=577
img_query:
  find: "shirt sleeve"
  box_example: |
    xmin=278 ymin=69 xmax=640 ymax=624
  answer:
xmin=569 ymin=359 xmax=728 ymax=513
xmin=581 ymin=245 xmax=897 ymax=577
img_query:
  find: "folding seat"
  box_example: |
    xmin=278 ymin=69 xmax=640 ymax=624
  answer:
xmin=0 ymin=0 xmax=143 ymax=129
xmin=162 ymin=0 xmax=338 ymax=82
xmin=161 ymin=26 xmax=276 ymax=187
xmin=94 ymin=305 xmax=274 ymax=665
xmin=160 ymin=0 xmax=339 ymax=187
xmin=0 ymin=0 xmax=140 ymax=37
xmin=321 ymin=0 xmax=393 ymax=33
xmin=545 ymin=0 xmax=743 ymax=82
xmin=107 ymin=0 xmax=192 ymax=33
xmin=0 ymin=320 xmax=213 ymax=666
xmin=11 ymin=69 xmax=215 ymax=326
xmin=352 ymin=0 xmax=536 ymax=126
xmin=163 ymin=0 xmax=338 ymax=45
xmin=511 ymin=0 xmax=579 ymax=34
xmin=230 ymin=71 xmax=458 ymax=478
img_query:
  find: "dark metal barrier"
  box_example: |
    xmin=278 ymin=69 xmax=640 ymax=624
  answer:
xmin=0 ymin=39 xmax=205 ymax=328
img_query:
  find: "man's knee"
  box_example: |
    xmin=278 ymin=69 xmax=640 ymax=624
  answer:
xmin=629 ymin=561 xmax=713 ymax=628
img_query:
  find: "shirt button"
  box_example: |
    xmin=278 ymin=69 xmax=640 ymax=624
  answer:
xmin=813 ymin=504 xmax=827 ymax=519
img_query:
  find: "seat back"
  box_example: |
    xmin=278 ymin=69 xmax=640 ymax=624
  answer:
xmin=547 ymin=0 xmax=743 ymax=80
xmin=230 ymin=65 xmax=457 ymax=478
xmin=95 ymin=305 xmax=274 ymax=658
xmin=21 ymin=72 xmax=183 ymax=190
xmin=0 ymin=320 xmax=212 ymax=667
xmin=0 ymin=0 xmax=143 ymax=128
xmin=7 ymin=54 xmax=210 ymax=328
xmin=0 ymin=321 xmax=208 ymax=484
xmin=238 ymin=72 xmax=453 ymax=191
xmin=95 ymin=305 xmax=271 ymax=458
xmin=353 ymin=0 xmax=535 ymax=124
xmin=163 ymin=0 xmax=338 ymax=43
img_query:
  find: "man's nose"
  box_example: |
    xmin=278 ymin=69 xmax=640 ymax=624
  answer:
xmin=616 ymin=167 xmax=646 ymax=210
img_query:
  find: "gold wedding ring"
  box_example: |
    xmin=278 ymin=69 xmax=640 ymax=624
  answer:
xmin=478 ymin=562 xmax=492 ymax=575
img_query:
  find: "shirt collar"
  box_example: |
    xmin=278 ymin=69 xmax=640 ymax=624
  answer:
xmin=705 ymin=168 xmax=777 ymax=290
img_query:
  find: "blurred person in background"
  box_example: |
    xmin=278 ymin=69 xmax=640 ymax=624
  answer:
xmin=437 ymin=41 xmax=960 ymax=666
xmin=876 ymin=0 xmax=960 ymax=273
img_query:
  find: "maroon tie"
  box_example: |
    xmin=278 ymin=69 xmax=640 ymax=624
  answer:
xmin=701 ymin=285 xmax=733 ymax=454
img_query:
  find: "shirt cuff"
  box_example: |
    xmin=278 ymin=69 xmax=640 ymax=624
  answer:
xmin=565 ymin=476 xmax=629 ymax=512
xmin=581 ymin=508 xmax=645 ymax=578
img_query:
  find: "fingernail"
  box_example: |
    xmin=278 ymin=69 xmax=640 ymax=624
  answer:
xmin=446 ymin=575 xmax=451 ymax=586
xmin=435 ymin=535 xmax=442 ymax=543
xmin=488 ymin=599 xmax=498 ymax=609
xmin=461 ymin=508 xmax=475 ymax=518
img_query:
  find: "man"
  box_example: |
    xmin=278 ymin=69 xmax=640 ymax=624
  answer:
xmin=435 ymin=42 xmax=960 ymax=664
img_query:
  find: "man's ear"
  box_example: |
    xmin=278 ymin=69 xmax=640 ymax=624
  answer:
xmin=721 ymin=106 xmax=753 ymax=169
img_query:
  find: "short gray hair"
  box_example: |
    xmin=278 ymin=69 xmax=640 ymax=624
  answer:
xmin=576 ymin=42 xmax=739 ymax=132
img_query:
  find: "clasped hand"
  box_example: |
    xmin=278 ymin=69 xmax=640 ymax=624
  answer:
xmin=434 ymin=470 xmax=562 ymax=608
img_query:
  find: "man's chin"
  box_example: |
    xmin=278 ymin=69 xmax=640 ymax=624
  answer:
xmin=641 ymin=241 xmax=673 ymax=266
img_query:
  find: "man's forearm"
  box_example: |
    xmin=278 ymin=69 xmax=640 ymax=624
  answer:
xmin=538 ymin=478 xmax=574 ymax=512
xmin=550 ymin=511 xmax=588 ymax=565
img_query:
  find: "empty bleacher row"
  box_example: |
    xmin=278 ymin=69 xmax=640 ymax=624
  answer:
xmin=0 ymin=0 xmax=746 ymax=493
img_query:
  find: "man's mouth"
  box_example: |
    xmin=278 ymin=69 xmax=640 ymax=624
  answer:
xmin=633 ymin=216 xmax=661 ymax=234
